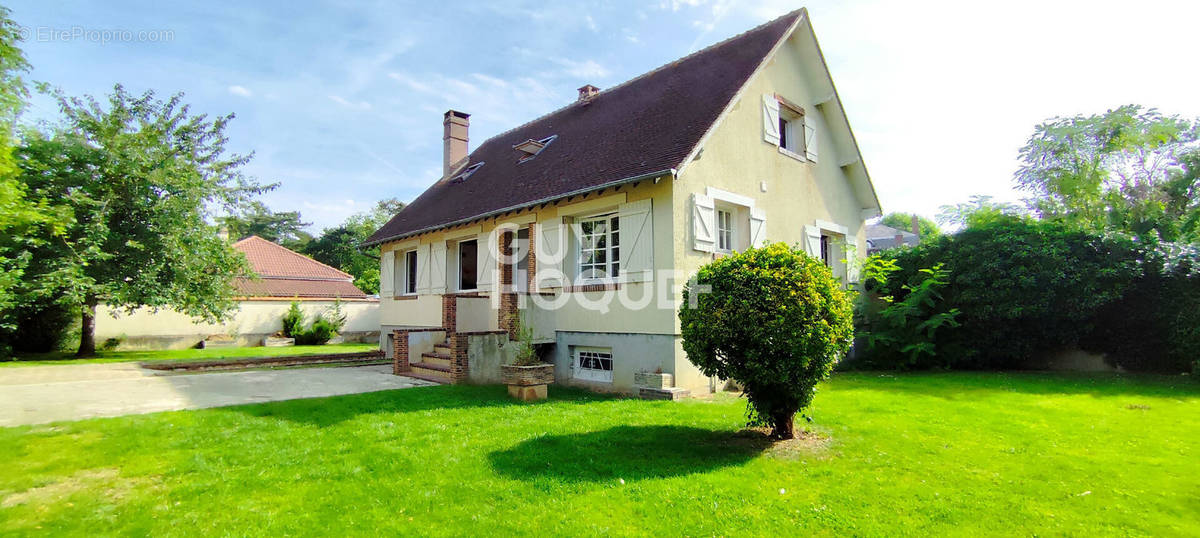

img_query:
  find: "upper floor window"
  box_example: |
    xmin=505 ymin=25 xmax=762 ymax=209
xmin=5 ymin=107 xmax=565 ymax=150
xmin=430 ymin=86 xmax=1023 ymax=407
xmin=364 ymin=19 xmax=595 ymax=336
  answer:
xmin=778 ymin=110 xmax=804 ymax=155
xmin=578 ymin=213 xmax=620 ymax=281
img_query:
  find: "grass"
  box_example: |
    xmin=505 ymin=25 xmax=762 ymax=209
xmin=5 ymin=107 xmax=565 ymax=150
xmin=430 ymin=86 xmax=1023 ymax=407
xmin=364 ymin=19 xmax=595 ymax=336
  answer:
xmin=1 ymin=343 xmax=377 ymax=367
xmin=0 ymin=371 xmax=1196 ymax=536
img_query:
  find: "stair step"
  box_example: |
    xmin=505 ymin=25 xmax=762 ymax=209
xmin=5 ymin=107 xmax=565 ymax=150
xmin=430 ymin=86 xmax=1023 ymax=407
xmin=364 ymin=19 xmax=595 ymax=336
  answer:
xmin=412 ymin=361 xmax=451 ymax=373
xmin=420 ymin=352 xmax=452 ymax=367
xmin=433 ymin=343 xmax=451 ymax=352
xmin=402 ymin=371 xmax=448 ymax=384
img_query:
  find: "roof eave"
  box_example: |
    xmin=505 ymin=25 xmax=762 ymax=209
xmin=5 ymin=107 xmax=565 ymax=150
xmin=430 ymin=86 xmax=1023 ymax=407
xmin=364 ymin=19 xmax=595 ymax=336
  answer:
xmin=362 ymin=167 xmax=676 ymax=247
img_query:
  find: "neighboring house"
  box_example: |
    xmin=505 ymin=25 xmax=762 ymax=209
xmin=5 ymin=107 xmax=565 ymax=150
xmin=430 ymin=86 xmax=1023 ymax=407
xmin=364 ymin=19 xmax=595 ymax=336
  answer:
xmin=365 ymin=9 xmax=881 ymax=394
xmin=95 ymin=236 xmax=379 ymax=349
xmin=866 ymin=223 xmax=920 ymax=254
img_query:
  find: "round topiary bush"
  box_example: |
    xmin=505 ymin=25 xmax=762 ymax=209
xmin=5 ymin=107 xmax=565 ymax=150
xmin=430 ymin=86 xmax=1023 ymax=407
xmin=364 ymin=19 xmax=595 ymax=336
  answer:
xmin=679 ymin=243 xmax=854 ymax=439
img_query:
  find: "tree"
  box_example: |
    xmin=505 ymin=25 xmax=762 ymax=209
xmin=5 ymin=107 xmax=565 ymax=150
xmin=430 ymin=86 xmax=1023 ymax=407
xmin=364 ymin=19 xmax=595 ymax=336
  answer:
xmin=679 ymin=243 xmax=854 ymax=439
xmin=303 ymin=197 xmax=405 ymax=294
xmin=16 ymin=85 xmax=270 ymax=356
xmin=880 ymin=212 xmax=940 ymax=238
xmin=1015 ymin=105 xmax=1199 ymax=239
xmin=936 ymin=195 xmax=1025 ymax=229
xmin=0 ymin=7 xmax=68 ymax=338
xmin=218 ymin=201 xmax=311 ymax=247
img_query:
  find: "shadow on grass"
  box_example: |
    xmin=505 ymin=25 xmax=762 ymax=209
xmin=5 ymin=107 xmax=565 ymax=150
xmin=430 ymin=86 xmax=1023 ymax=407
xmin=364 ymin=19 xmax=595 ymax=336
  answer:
xmin=229 ymin=384 xmax=615 ymax=427
xmin=488 ymin=425 xmax=768 ymax=483
xmin=833 ymin=370 xmax=1200 ymax=400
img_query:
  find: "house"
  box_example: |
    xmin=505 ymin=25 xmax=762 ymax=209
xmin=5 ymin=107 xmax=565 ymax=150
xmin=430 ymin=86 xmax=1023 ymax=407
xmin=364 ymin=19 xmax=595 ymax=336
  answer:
xmin=866 ymin=223 xmax=920 ymax=254
xmin=365 ymin=9 xmax=880 ymax=395
xmin=95 ymin=236 xmax=380 ymax=349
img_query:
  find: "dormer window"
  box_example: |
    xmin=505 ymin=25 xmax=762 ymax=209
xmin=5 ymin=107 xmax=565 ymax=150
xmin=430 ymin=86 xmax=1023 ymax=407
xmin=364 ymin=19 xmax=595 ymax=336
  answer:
xmin=451 ymin=162 xmax=484 ymax=183
xmin=513 ymin=135 xmax=557 ymax=163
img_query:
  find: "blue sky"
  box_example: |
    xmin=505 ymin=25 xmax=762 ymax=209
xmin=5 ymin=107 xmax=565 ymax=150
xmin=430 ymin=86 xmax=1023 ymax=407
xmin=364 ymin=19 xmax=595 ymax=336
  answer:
xmin=9 ymin=0 xmax=1200 ymax=232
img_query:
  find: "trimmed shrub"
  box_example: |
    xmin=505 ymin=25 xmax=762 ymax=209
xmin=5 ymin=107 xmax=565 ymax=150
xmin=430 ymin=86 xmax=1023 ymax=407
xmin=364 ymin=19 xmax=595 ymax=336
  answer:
xmin=1086 ymin=243 xmax=1200 ymax=373
xmin=680 ymin=243 xmax=854 ymax=439
xmin=870 ymin=217 xmax=1141 ymax=369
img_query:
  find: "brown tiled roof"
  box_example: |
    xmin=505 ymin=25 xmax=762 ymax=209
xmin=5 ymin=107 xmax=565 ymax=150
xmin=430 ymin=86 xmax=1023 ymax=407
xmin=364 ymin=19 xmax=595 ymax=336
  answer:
xmin=234 ymin=277 xmax=370 ymax=299
xmin=235 ymin=235 xmax=354 ymax=280
xmin=366 ymin=10 xmax=803 ymax=245
xmin=232 ymin=236 xmax=370 ymax=299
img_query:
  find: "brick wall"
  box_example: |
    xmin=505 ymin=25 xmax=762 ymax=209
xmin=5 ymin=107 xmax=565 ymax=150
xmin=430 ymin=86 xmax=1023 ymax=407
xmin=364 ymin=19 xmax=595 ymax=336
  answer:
xmin=392 ymin=329 xmax=410 ymax=374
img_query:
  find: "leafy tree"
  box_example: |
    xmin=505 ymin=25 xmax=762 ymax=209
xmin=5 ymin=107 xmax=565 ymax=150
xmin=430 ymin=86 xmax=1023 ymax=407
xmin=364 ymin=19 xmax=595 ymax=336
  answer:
xmin=680 ymin=243 xmax=854 ymax=439
xmin=218 ymin=201 xmax=311 ymax=247
xmin=15 ymin=85 xmax=270 ymax=356
xmin=304 ymin=197 xmax=405 ymax=294
xmin=0 ymin=7 xmax=68 ymax=339
xmin=936 ymin=195 xmax=1026 ymax=228
xmin=880 ymin=212 xmax=940 ymax=238
xmin=1015 ymin=105 xmax=1199 ymax=239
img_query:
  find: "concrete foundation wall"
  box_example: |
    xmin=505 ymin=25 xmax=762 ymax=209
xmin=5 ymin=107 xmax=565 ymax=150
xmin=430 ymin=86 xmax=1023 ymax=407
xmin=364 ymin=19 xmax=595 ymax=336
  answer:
xmin=465 ymin=332 xmax=523 ymax=385
xmin=95 ymin=300 xmax=379 ymax=350
xmin=552 ymin=331 xmax=696 ymax=394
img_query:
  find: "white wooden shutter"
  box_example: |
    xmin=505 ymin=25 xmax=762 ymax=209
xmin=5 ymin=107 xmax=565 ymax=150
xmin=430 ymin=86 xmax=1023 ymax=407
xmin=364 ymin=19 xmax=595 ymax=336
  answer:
xmin=476 ymin=231 xmax=497 ymax=292
xmin=803 ymin=226 xmax=822 ymax=257
xmin=618 ymin=199 xmax=653 ymax=282
xmin=430 ymin=241 xmax=448 ymax=294
xmin=749 ymin=207 xmax=767 ymax=248
xmin=762 ymin=94 xmax=781 ymax=145
xmin=804 ymin=124 xmax=818 ymax=162
xmin=393 ymin=253 xmax=405 ymax=294
xmin=692 ymin=193 xmax=716 ymax=253
xmin=416 ymin=243 xmax=432 ymax=294
xmin=379 ymin=250 xmax=395 ymax=297
xmin=535 ymin=219 xmax=564 ymax=289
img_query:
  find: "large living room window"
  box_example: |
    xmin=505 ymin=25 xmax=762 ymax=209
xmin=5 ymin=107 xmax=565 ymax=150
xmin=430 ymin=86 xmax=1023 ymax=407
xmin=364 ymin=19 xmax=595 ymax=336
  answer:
xmin=574 ymin=347 xmax=614 ymax=383
xmin=458 ymin=239 xmax=478 ymax=291
xmin=578 ymin=213 xmax=619 ymax=281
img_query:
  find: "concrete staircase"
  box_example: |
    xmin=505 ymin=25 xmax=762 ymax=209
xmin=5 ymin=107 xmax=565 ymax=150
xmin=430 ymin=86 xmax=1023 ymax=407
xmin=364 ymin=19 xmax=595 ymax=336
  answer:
xmin=407 ymin=338 xmax=453 ymax=384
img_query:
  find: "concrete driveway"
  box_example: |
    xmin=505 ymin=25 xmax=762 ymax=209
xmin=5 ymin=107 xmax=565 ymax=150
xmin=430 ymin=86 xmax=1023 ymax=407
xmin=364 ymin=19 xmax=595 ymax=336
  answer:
xmin=0 ymin=363 xmax=436 ymax=427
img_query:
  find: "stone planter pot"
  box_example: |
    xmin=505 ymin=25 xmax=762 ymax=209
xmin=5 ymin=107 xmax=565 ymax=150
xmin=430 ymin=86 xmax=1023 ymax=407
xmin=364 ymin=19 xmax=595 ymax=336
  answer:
xmin=501 ymin=363 xmax=555 ymax=401
xmin=634 ymin=371 xmax=673 ymax=390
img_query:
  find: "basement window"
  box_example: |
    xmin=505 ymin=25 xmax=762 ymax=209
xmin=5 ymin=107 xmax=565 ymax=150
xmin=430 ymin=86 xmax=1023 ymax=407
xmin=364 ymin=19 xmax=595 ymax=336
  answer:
xmin=513 ymin=135 xmax=557 ymax=163
xmin=574 ymin=347 xmax=614 ymax=383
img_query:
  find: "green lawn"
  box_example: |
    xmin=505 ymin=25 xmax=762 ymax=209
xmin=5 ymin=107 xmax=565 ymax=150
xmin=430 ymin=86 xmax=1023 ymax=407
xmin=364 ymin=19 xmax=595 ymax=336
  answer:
xmin=1 ymin=342 xmax=378 ymax=367
xmin=0 ymin=372 xmax=1196 ymax=536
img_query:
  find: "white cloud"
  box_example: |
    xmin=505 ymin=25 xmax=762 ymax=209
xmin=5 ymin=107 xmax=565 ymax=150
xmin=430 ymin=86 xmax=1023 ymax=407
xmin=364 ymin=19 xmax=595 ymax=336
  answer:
xmin=227 ymin=85 xmax=253 ymax=97
xmin=585 ymin=14 xmax=598 ymax=31
xmin=328 ymin=95 xmax=372 ymax=110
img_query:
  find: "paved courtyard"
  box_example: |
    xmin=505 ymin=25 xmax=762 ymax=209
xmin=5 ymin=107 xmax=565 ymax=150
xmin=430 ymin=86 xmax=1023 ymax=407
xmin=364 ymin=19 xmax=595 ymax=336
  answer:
xmin=0 ymin=363 xmax=434 ymax=427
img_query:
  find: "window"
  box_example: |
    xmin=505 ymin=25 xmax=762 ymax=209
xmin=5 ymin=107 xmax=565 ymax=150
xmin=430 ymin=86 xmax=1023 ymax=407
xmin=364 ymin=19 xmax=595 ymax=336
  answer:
xmin=578 ymin=213 xmax=620 ymax=281
xmin=574 ymin=347 xmax=614 ymax=383
xmin=778 ymin=112 xmax=804 ymax=155
xmin=820 ymin=235 xmax=832 ymax=268
xmin=716 ymin=208 xmax=734 ymax=252
xmin=458 ymin=239 xmax=478 ymax=290
xmin=403 ymin=250 xmax=418 ymax=295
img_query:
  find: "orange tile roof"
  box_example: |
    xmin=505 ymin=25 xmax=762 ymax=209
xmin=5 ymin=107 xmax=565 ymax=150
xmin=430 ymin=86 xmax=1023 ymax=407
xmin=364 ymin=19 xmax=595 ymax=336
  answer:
xmin=232 ymin=236 xmax=370 ymax=299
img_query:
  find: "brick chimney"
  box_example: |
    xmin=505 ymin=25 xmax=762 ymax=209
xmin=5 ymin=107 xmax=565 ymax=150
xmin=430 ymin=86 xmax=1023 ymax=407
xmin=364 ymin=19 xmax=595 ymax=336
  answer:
xmin=894 ymin=233 xmax=904 ymax=247
xmin=443 ymin=110 xmax=470 ymax=176
xmin=911 ymin=214 xmax=921 ymax=239
xmin=577 ymin=84 xmax=600 ymax=102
